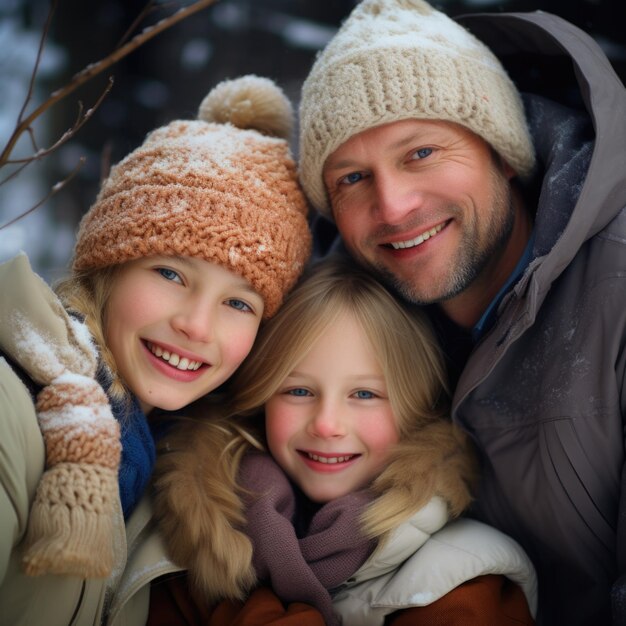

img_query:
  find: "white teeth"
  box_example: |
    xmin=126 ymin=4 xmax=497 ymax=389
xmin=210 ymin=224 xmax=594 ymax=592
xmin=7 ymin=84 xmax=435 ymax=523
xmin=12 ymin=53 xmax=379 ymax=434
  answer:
xmin=391 ymin=223 xmax=444 ymax=250
xmin=147 ymin=342 xmax=202 ymax=371
xmin=307 ymin=452 xmax=353 ymax=464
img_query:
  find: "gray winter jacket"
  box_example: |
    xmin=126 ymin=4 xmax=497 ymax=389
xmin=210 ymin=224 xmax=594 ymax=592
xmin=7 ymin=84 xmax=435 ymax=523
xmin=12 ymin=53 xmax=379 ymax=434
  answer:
xmin=449 ymin=10 xmax=626 ymax=626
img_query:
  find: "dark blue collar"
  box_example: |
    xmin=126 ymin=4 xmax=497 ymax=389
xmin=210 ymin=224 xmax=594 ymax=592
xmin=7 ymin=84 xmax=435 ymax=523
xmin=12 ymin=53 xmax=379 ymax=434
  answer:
xmin=97 ymin=368 xmax=156 ymax=519
xmin=472 ymin=232 xmax=535 ymax=343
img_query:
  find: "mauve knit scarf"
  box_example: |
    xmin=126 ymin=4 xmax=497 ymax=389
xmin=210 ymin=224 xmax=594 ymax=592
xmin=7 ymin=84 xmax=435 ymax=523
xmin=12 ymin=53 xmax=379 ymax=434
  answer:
xmin=239 ymin=453 xmax=377 ymax=626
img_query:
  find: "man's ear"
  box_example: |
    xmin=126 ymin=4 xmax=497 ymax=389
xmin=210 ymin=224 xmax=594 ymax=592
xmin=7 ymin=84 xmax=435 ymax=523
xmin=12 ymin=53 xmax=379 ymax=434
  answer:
xmin=502 ymin=159 xmax=517 ymax=180
xmin=490 ymin=147 xmax=517 ymax=181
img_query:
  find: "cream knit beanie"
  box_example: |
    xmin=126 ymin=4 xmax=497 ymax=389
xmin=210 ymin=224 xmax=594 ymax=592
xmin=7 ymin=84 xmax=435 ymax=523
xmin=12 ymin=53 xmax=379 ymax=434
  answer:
xmin=299 ymin=0 xmax=536 ymax=217
xmin=74 ymin=75 xmax=311 ymax=318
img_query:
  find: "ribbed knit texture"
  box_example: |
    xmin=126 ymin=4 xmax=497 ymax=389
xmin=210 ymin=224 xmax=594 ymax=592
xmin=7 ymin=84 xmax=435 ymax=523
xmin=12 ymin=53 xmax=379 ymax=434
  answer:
xmin=10 ymin=310 xmax=122 ymax=578
xmin=107 ymin=391 xmax=156 ymax=519
xmin=299 ymin=0 xmax=536 ymax=217
xmin=74 ymin=75 xmax=311 ymax=318
xmin=240 ymin=453 xmax=376 ymax=626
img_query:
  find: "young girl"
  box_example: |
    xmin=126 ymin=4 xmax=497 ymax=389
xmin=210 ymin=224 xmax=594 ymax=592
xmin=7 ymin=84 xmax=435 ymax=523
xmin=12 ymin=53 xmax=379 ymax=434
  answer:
xmin=152 ymin=257 xmax=537 ymax=626
xmin=0 ymin=75 xmax=311 ymax=626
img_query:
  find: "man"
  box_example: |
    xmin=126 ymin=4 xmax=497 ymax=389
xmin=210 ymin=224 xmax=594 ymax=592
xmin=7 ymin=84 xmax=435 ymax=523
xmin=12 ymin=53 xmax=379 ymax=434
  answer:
xmin=298 ymin=1 xmax=626 ymax=624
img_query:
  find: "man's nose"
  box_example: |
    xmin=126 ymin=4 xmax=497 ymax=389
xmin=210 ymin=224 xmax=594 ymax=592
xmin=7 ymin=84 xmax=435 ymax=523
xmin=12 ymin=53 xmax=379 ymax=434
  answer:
xmin=373 ymin=172 xmax=422 ymax=225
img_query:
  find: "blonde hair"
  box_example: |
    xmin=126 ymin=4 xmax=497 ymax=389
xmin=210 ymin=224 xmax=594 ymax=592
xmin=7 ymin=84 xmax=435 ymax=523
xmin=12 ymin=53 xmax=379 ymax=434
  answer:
xmin=231 ymin=256 xmax=448 ymax=432
xmin=54 ymin=265 xmax=127 ymax=401
xmin=229 ymin=257 xmax=475 ymax=533
xmin=153 ymin=256 xmax=476 ymax=602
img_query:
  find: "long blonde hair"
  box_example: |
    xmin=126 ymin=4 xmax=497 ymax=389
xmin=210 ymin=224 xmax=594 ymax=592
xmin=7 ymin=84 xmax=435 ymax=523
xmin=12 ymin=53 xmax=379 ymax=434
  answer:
xmin=153 ymin=256 xmax=476 ymax=601
xmin=231 ymin=255 xmax=447 ymax=431
xmin=54 ymin=265 xmax=127 ymax=400
xmin=229 ymin=257 xmax=475 ymax=530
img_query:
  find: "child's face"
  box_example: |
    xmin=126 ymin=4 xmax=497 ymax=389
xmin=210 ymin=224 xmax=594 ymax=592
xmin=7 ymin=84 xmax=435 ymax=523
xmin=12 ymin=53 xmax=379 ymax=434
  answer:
xmin=265 ymin=312 xmax=399 ymax=503
xmin=105 ymin=255 xmax=264 ymax=414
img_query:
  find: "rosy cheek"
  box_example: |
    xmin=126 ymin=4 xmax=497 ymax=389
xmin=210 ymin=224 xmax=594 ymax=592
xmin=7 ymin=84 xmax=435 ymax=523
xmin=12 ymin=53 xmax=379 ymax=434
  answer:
xmin=225 ymin=329 xmax=259 ymax=368
xmin=265 ymin=408 xmax=291 ymax=456
xmin=367 ymin=423 xmax=399 ymax=458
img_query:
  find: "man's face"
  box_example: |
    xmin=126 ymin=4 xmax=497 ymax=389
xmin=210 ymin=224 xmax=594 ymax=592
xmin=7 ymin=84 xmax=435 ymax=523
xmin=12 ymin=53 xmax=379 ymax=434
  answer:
xmin=323 ymin=119 xmax=520 ymax=319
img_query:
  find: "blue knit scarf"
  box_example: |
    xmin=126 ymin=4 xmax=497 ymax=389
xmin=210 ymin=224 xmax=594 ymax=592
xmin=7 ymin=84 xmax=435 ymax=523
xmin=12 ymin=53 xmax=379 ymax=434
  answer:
xmin=99 ymin=371 xmax=156 ymax=519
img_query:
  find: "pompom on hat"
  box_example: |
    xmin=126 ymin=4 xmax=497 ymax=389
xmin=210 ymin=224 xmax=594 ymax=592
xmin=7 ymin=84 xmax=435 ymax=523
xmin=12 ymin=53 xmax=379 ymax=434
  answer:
xmin=299 ymin=0 xmax=536 ymax=218
xmin=74 ymin=75 xmax=311 ymax=318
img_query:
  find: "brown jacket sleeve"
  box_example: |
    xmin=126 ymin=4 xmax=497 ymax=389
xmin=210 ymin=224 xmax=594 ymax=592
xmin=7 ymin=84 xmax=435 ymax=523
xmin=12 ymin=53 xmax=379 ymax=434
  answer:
xmin=148 ymin=574 xmax=325 ymax=626
xmin=148 ymin=572 xmax=533 ymax=626
xmin=386 ymin=574 xmax=535 ymax=625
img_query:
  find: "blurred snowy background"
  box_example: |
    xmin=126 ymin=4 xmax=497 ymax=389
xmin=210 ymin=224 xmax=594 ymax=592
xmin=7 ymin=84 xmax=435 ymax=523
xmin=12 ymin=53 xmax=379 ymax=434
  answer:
xmin=1 ymin=0 xmax=625 ymax=284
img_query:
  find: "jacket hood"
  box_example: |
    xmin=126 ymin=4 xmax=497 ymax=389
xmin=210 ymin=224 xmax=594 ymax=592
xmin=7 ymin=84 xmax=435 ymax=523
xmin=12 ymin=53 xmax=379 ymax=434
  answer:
xmin=459 ymin=10 xmax=626 ymax=290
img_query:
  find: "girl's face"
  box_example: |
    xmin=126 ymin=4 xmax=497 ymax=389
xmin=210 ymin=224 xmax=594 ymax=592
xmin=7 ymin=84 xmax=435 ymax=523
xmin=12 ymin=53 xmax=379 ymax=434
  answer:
xmin=105 ymin=255 xmax=264 ymax=414
xmin=265 ymin=312 xmax=399 ymax=503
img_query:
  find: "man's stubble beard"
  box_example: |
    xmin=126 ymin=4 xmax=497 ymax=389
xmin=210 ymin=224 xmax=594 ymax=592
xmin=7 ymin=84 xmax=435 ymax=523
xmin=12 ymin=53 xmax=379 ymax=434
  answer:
xmin=356 ymin=169 xmax=516 ymax=307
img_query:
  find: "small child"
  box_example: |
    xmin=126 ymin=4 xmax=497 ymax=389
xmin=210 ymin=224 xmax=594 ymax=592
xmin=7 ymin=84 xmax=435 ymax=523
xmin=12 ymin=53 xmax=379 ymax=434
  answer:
xmin=153 ymin=257 xmax=537 ymax=626
xmin=0 ymin=75 xmax=311 ymax=626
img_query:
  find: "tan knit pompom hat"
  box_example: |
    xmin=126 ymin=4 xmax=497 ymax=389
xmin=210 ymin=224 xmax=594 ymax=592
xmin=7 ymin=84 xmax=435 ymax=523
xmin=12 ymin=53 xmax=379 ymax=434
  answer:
xmin=74 ymin=75 xmax=311 ymax=318
xmin=299 ymin=0 xmax=536 ymax=218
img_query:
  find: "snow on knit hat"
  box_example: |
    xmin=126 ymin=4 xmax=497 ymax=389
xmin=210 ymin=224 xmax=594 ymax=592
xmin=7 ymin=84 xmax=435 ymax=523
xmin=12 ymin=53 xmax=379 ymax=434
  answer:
xmin=74 ymin=75 xmax=311 ymax=318
xmin=299 ymin=0 xmax=536 ymax=217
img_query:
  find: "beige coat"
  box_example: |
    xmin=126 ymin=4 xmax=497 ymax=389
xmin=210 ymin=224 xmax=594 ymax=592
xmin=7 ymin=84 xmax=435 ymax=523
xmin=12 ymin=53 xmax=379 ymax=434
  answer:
xmin=0 ymin=254 xmax=180 ymax=626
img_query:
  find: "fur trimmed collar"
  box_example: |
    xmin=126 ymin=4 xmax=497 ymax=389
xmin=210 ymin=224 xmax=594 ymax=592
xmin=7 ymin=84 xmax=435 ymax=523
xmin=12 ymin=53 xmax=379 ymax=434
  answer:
xmin=153 ymin=414 xmax=477 ymax=607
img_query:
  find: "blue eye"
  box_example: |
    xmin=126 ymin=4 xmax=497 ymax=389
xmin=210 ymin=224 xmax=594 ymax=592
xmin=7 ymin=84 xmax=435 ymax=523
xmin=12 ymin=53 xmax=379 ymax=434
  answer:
xmin=157 ymin=267 xmax=182 ymax=283
xmin=288 ymin=388 xmax=311 ymax=397
xmin=340 ymin=172 xmax=364 ymax=185
xmin=226 ymin=298 xmax=252 ymax=313
xmin=354 ymin=390 xmax=376 ymax=399
xmin=412 ymin=147 xmax=432 ymax=160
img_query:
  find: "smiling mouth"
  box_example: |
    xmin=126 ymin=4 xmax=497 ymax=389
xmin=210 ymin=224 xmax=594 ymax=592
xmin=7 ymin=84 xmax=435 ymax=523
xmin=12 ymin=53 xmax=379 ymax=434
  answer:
xmin=302 ymin=451 xmax=359 ymax=464
xmin=388 ymin=222 xmax=446 ymax=250
xmin=146 ymin=341 xmax=205 ymax=371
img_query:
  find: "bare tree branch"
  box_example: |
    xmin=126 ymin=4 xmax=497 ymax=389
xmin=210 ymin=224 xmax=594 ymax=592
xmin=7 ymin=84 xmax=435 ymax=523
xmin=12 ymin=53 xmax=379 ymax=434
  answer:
xmin=0 ymin=0 xmax=218 ymax=232
xmin=0 ymin=0 xmax=218 ymax=168
xmin=26 ymin=126 xmax=39 ymax=154
xmin=16 ymin=0 xmax=59 ymax=131
xmin=6 ymin=78 xmax=114 ymax=165
xmin=0 ymin=162 xmax=30 ymax=188
xmin=116 ymin=1 xmax=170 ymax=49
xmin=0 ymin=158 xmax=86 ymax=231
